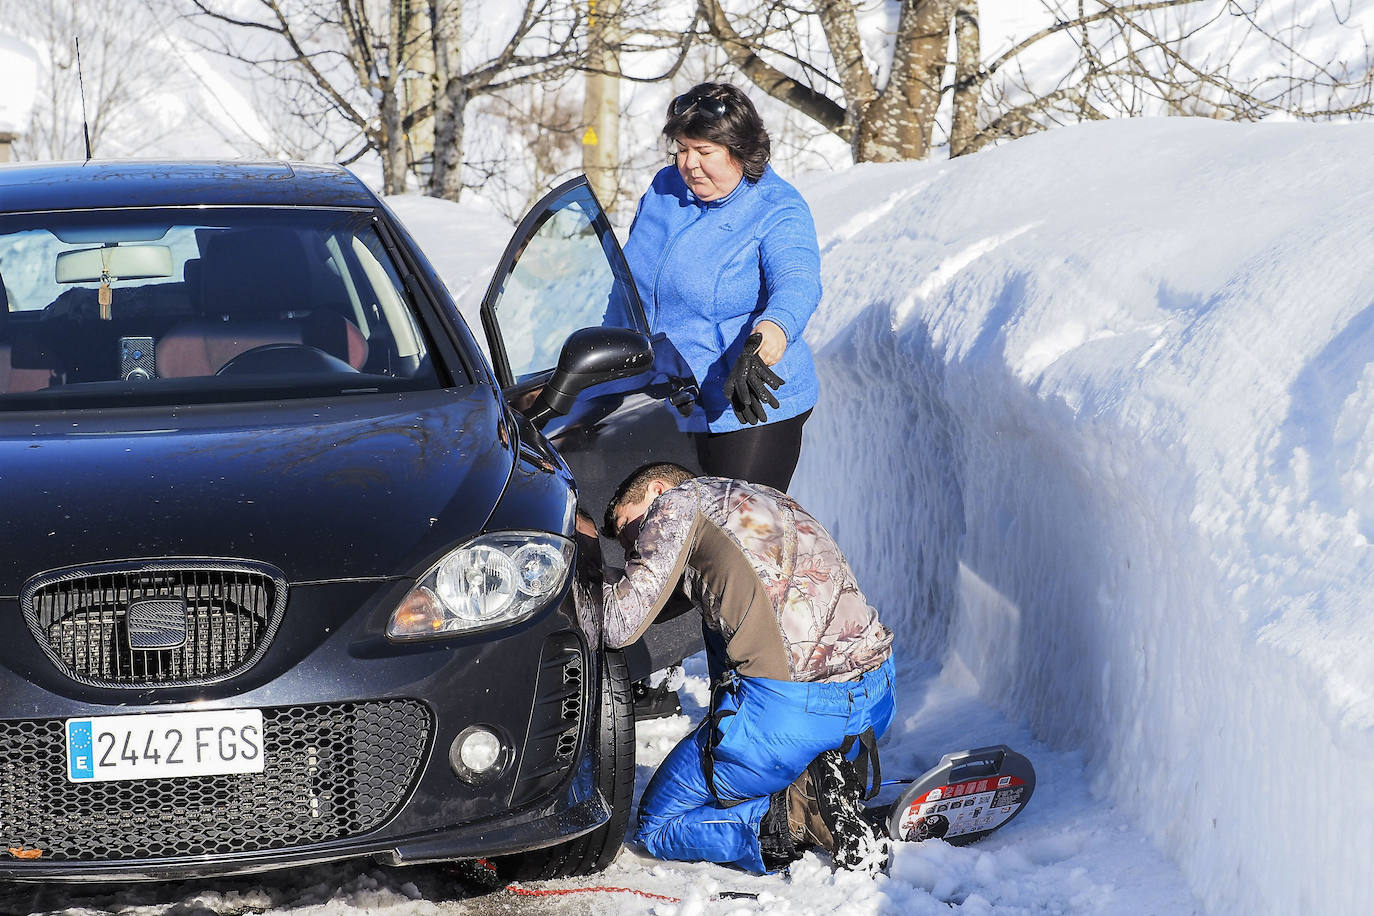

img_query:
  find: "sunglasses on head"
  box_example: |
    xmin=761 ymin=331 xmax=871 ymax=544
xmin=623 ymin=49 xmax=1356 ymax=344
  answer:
xmin=671 ymin=92 xmax=729 ymax=120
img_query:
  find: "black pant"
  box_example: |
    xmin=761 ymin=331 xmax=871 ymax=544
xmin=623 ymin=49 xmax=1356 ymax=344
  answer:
xmin=693 ymin=409 xmax=811 ymax=492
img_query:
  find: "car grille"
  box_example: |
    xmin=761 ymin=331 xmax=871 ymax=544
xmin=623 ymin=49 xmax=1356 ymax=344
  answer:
xmin=21 ymin=561 xmax=287 ymax=688
xmin=509 ymin=633 xmax=585 ymax=808
xmin=0 ymin=700 xmax=431 ymax=862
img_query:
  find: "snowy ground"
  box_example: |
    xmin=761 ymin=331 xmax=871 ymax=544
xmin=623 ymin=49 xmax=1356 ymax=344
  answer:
xmin=0 ymin=656 xmax=1201 ymax=916
xmin=585 ymin=654 xmax=1201 ymax=915
xmin=5 ymin=116 xmax=1372 ymax=915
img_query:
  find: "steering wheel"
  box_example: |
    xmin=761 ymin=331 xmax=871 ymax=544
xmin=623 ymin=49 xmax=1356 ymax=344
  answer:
xmin=215 ymin=343 xmax=358 ymax=376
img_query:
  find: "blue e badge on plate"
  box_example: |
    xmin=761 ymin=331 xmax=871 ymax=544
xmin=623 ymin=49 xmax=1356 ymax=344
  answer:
xmin=68 ymin=720 xmax=95 ymax=780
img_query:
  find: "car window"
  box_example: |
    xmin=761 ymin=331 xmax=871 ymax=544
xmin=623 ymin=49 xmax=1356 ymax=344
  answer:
xmin=483 ymin=182 xmax=644 ymax=384
xmin=0 ymin=208 xmax=444 ymax=407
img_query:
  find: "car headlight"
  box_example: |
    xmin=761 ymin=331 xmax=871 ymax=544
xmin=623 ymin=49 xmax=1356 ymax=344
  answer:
xmin=387 ymin=532 xmax=574 ymax=640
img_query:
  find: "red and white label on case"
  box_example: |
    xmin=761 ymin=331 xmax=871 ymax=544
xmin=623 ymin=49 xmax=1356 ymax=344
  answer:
xmin=897 ymin=774 xmax=1027 ymax=841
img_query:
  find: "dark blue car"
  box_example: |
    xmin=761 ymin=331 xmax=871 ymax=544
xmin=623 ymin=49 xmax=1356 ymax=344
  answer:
xmin=0 ymin=160 xmax=703 ymax=881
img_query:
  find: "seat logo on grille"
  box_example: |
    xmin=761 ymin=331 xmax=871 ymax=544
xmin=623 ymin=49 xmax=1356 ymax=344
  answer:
xmin=126 ymin=598 xmax=189 ymax=650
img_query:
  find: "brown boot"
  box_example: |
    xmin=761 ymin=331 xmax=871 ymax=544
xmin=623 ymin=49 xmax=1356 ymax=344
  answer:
xmin=786 ymin=767 xmax=835 ymax=852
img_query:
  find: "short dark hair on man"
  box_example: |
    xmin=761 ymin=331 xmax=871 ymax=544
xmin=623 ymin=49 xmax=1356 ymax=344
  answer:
xmin=602 ymin=462 xmax=697 ymax=538
xmin=663 ymin=82 xmax=770 ymax=182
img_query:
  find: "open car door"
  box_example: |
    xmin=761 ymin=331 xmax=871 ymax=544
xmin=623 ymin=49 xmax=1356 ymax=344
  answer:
xmin=478 ymin=176 xmax=703 ymax=679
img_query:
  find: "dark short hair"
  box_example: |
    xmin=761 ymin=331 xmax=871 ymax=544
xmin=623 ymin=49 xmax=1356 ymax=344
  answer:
xmin=602 ymin=462 xmax=697 ymax=538
xmin=663 ymin=82 xmax=770 ymax=182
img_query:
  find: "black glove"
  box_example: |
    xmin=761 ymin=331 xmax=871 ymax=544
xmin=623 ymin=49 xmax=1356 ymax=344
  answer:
xmin=723 ymin=332 xmax=784 ymax=425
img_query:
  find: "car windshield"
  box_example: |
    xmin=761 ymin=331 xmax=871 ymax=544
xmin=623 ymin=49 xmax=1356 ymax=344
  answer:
xmin=0 ymin=207 xmax=444 ymax=408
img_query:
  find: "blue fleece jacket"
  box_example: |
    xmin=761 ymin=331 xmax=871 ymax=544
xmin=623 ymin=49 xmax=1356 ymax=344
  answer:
xmin=623 ymin=164 xmax=822 ymax=433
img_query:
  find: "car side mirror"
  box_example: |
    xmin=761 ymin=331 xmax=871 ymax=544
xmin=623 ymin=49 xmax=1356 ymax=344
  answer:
xmin=524 ymin=326 xmax=654 ymax=429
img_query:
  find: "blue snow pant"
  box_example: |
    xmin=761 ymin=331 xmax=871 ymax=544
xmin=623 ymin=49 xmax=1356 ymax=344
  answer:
xmin=634 ymin=655 xmax=896 ymax=874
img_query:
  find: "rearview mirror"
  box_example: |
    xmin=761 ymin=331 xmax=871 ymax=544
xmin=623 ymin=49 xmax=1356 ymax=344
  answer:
xmin=525 ymin=326 xmax=653 ymax=429
xmin=55 ymin=245 xmax=174 ymax=283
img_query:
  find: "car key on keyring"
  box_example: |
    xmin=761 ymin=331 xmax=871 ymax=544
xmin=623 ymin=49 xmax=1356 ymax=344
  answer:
xmin=98 ymin=267 xmax=112 ymax=320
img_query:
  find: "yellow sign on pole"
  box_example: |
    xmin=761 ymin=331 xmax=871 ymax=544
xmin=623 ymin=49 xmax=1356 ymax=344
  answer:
xmin=582 ymin=127 xmax=599 ymax=146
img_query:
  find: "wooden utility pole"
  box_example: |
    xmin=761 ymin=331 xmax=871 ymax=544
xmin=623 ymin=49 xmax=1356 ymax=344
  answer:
xmin=581 ymin=0 xmax=620 ymax=210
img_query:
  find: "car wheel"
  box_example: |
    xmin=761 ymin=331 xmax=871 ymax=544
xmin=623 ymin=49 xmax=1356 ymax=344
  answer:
xmin=497 ymin=647 xmax=636 ymax=880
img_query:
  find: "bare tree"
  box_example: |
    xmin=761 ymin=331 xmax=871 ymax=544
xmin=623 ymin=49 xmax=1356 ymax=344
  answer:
xmin=185 ymin=1 xmax=587 ymax=198
xmin=4 ymin=0 xmax=178 ymax=160
xmin=463 ymin=78 xmax=585 ymax=221
xmin=697 ymin=0 xmax=1374 ymax=162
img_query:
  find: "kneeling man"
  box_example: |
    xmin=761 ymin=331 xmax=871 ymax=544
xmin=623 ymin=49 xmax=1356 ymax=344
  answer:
xmin=583 ymin=463 xmax=896 ymax=874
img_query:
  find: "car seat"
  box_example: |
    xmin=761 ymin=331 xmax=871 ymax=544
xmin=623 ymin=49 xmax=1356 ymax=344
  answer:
xmin=157 ymin=228 xmax=368 ymax=378
xmin=0 ymin=275 xmax=60 ymax=394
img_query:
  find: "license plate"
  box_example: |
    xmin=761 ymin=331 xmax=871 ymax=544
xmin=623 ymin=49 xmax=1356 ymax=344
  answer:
xmin=66 ymin=709 xmax=265 ymax=783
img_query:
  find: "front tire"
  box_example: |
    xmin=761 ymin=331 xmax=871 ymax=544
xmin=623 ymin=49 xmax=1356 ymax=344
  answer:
xmin=497 ymin=648 xmax=635 ymax=879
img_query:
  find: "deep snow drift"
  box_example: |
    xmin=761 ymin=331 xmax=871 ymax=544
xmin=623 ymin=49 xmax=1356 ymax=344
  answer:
xmin=790 ymin=118 xmax=1374 ymax=915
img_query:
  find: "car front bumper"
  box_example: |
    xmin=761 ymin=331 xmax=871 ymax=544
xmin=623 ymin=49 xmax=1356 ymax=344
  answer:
xmin=0 ymin=766 xmax=608 ymax=882
xmin=0 ymin=582 xmax=605 ymax=882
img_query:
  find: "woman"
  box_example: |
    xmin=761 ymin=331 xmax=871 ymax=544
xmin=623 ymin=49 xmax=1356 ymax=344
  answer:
xmin=622 ymin=82 xmax=822 ymax=492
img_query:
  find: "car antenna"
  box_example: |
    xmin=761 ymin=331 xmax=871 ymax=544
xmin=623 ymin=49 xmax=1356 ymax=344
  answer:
xmin=75 ymin=36 xmax=93 ymax=161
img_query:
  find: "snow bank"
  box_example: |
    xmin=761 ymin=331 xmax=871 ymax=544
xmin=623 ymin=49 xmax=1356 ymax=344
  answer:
xmin=384 ymin=193 xmax=514 ymax=360
xmin=792 ymin=118 xmax=1374 ymax=915
xmin=0 ymin=35 xmax=40 ymax=137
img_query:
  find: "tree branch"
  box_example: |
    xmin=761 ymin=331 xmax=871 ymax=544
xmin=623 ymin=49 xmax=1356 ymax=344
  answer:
xmin=984 ymin=0 xmax=1205 ymax=78
xmin=697 ymin=0 xmax=847 ymax=136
